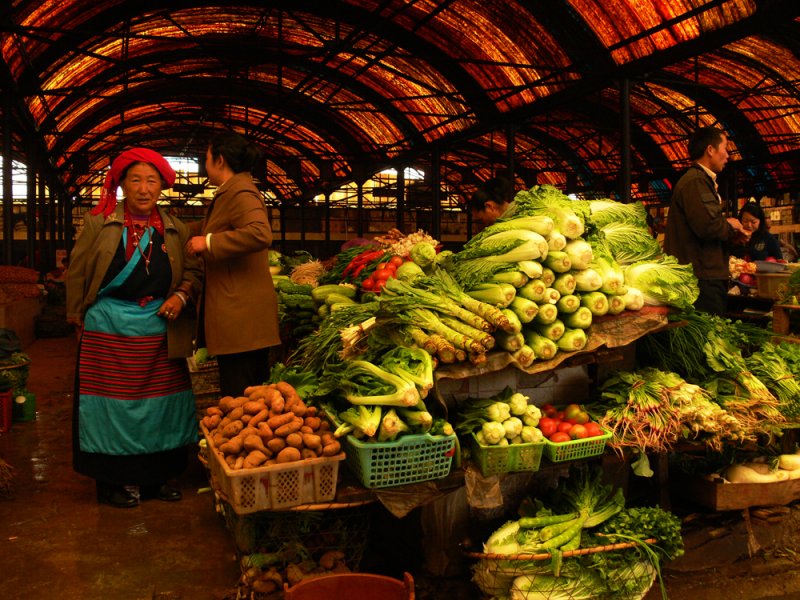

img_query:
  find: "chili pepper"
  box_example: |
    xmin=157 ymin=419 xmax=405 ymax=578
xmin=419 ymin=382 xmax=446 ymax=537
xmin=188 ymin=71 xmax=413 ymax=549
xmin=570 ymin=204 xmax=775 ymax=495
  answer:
xmin=352 ymin=263 xmax=367 ymax=277
xmin=343 ymin=249 xmax=386 ymax=276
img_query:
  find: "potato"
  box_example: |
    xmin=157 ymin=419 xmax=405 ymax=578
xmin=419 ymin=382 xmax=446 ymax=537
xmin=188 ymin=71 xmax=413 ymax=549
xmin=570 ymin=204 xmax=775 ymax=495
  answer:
xmin=257 ymin=422 xmax=274 ymax=441
xmin=221 ymin=420 xmax=244 ymax=438
xmin=242 ymin=400 xmax=266 ymax=415
xmin=205 ymin=406 xmax=223 ymax=417
xmin=303 ymin=416 xmax=321 ymax=431
xmin=242 ymin=450 xmax=268 ymax=469
xmin=276 ymin=447 xmax=301 ymax=463
xmin=266 ymin=412 xmax=294 ymax=430
xmin=219 ymin=437 xmax=244 ymax=455
xmin=285 ymin=432 xmax=304 ymax=449
xmin=301 ymin=448 xmax=317 ymax=460
xmin=267 ymin=437 xmax=286 ymax=453
xmin=218 ymin=396 xmax=246 ymax=414
xmin=274 ymin=416 xmax=303 ymax=437
xmin=302 ymin=433 xmax=322 ymax=450
xmin=243 ymin=434 xmax=269 ymax=455
xmin=248 ymin=408 xmax=269 ymax=428
xmin=227 ymin=406 xmax=245 ymax=421
xmin=321 ymin=440 xmax=341 ymax=456
xmin=233 ymin=455 xmax=245 ymax=470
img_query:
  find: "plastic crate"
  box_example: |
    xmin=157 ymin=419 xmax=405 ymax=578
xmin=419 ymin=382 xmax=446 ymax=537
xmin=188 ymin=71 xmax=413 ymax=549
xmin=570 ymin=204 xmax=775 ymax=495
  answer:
xmin=202 ymin=424 xmax=345 ymax=514
xmin=345 ymin=433 xmax=456 ymax=489
xmin=543 ymin=428 xmax=611 ymax=463
xmin=469 ymin=433 xmax=544 ymax=476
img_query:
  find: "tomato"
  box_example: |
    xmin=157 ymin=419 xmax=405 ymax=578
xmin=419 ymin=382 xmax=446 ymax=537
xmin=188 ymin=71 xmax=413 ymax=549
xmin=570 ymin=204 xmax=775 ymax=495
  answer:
xmin=765 ymin=256 xmax=778 ymax=263
xmin=549 ymin=432 xmax=571 ymax=443
xmin=373 ymin=268 xmax=394 ymax=281
xmin=557 ymin=421 xmax=573 ymax=434
xmin=388 ymin=255 xmax=405 ymax=268
xmin=584 ymin=422 xmax=603 ymax=438
xmin=569 ymin=424 xmax=588 ymax=439
xmin=542 ymin=403 xmax=557 ymax=418
xmin=538 ymin=417 xmax=557 ymax=438
xmin=361 ymin=277 xmax=375 ymax=291
xmin=373 ymin=278 xmax=388 ymax=291
xmin=564 ymin=403 xmax=583 ymax=420
xmin=376 ymin=262 xmax=389 ymax=270
xmin=738 ymin=273 xmax=755 ymax=286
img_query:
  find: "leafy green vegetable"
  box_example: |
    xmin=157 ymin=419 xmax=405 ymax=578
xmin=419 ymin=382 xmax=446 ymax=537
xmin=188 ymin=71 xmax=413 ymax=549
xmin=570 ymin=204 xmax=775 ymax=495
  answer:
xmin=623 ymin=256 xmax=699 ymax=310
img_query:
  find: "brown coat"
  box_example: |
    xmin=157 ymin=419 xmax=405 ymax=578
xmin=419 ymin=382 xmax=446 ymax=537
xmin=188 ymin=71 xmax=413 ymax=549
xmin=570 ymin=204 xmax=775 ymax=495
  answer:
xmin=198 ymin=172 xmax=281 ymax=356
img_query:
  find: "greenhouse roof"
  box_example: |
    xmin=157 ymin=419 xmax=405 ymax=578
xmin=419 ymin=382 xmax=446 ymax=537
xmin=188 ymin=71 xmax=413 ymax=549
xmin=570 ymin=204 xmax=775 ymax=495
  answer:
xmin=1 ymin=0 xmax=799 ymax=204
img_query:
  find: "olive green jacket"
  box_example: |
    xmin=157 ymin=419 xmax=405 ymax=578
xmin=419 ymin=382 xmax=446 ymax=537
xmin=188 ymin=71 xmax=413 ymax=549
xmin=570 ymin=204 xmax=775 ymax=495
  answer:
xmin=66 ymin=204 xmax=202 ymax=359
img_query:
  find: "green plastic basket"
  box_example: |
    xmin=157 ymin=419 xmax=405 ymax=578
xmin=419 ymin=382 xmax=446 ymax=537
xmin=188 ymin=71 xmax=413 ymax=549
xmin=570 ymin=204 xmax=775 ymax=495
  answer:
xmin=543 ymin=428 xmax=611 ymax=463
xmin=345 ymin=433 xmax=456 ymax=489
xmin=469 ymin=433 xmax=544 ymax=476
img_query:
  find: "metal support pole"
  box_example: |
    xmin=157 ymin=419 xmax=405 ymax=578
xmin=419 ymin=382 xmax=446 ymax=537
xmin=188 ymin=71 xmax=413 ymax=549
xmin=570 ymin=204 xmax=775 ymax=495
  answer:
xmin=38 ymin=166 xmax=48 ymax=270
xmin=395 ymin=165 xmax=405 ymax=231
xmin=431 ymin=148 xmax=441 ymax=240
xmin=620 ymin=78 xmax=632 ymax=203
xmin=324 ymin=191 xmax=331 ymax=244
xmin=506 ymin=126 xmax=516 ymax=183
xmin=3 ymin=93 xmax=13 ymax=264
xmin=26 ymin=149 xmax=36 ymax=269
xmin=356 ymin=181 xmax=364 ymax=238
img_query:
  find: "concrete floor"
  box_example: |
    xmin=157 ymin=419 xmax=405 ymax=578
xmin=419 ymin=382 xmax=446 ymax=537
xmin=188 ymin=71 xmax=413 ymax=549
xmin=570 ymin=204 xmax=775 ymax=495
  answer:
xmin=2 ymin=336 xmax=800 ymax=600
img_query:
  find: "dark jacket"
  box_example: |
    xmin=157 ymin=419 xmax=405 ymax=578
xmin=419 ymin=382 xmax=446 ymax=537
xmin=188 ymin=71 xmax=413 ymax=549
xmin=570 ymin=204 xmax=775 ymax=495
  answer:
xmin=663 ymin=165 xmax=734 ymax=280
xmin=198 ymin=172 xmax=281 ymax=356
xmin=730 ymin=230 xmax=782 ymax=261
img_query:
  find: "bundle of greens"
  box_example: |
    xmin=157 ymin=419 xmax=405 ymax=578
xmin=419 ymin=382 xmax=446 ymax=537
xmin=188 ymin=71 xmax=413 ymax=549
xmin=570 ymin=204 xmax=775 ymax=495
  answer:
xmin=745 ymin=343 xmax=800 ymax=419
xmin=623 ymin=256 xmax=699 ymax=310
xmin=472 ymin=467 xmax=681 ymax=600
xmin=597 ymin=221 xmax=662 ymax=266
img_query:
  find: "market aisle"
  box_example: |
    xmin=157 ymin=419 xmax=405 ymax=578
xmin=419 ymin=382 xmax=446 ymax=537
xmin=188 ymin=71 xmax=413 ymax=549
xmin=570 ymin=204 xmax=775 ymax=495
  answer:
xmin=0 ymin=336 xmax=240 ymax=600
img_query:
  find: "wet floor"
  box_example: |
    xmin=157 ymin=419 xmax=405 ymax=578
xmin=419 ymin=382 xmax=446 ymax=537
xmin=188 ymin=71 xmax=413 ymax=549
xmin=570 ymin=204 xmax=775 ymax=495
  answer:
xmin=2 ymin=336 xmax=800 ymax=600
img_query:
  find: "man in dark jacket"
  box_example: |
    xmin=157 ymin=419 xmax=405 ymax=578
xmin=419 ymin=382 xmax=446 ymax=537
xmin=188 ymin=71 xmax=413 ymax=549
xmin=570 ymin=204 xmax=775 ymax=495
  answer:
xmin=663 ymin=127 xmax=748 ymax=315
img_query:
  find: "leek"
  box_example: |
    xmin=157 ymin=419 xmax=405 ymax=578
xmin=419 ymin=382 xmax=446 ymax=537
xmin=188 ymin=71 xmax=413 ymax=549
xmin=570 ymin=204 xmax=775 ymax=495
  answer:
xmin=565 ymin=239 xmax=594 ymax=270
xmin=544 ymin=287 xmax=561 ymax=304
xmin=524 ymin=331 xmax=558 ymax=360
xmin=552 ymin=272 xmax=576 ymax=296
xmin=547 ymin=230 xmax=567 ymax=251
xmin=562 ymin=306 xmax=593 ymax=329
xmin=495 ymin=330 xmax=525 ymax=352
xmin=510 ymin=296 xmax=539 ymax=323
xmin=534 ymin=319 xmax=565 ymax=341
xmin=489 ymin=270 xmax=528 ymax=288
xmin=623 ymin=287 xmax=645 ymax=311
xmin=607 ymin=294 xmax=627 ymax=315
xmin=466 ymin=283 xmax=516 ymax=307
xmin=543 ymin=251 xmax=572 ymax=273
xmin=580 ymin=291 xmax=609 ymax=316
xmin=557 ymin=328 xmax=588 ymax=352
xmin=517 ymin=260 xmax=544 ymax=279
xmin=573 ymin=268 xmax=603 ymax=292
xmin=533 ymin=302 xmax=559 ymax=325
xmin=556 ymin=294 xmax=580 ymax=314
xmin=518 ymin=278 xmax=547 ymax=303
xmin=541 ymin=267 xmax=556 ymax=287
xmin=501 ymin=308 xmax=523 ymax=334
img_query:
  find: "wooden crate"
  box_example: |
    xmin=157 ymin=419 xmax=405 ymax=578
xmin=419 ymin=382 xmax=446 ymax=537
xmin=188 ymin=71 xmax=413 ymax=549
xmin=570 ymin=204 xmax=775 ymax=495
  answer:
xmin=675 ymin=473 xmax=800 ymax=511
xmin=773 ymin=304 xmax=800 ymax=335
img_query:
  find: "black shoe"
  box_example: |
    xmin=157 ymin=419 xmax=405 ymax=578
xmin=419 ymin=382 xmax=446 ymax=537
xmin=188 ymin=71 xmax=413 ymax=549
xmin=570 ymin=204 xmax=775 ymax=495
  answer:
xmin=96 ymin=483 xmax=138 ymax=509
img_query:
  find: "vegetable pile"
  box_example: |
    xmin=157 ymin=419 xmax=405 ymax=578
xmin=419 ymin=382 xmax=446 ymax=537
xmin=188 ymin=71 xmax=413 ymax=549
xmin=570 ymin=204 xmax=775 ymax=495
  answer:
xmin=456 ymin=386 xmax=544 ymax=447
xmin=472 ymin=467 xmax=683 ymax=600
xmin=202 ymin=382 xmax=342 ymax=470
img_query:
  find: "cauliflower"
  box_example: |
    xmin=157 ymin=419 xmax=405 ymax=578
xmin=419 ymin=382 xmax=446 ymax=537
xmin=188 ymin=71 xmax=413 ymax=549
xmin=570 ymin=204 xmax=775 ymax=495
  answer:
xmin=487 ymin=401 xmax=511 ymax=423
xmin=508 ymin=393 xmax=529 ymax=416
xmin=522 ymin=404 xmax=542 ymax=427
xmin=520 ymin=425 xmax=544 ymax=443
xmin=481 ymin=421 xmax=506 ymax=445
xmin=503 ymin=417 xmax=523 ymax=439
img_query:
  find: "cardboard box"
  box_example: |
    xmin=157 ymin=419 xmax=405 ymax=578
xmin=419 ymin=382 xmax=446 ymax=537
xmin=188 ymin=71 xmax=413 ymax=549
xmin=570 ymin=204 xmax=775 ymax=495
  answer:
xmin=675 ymin=473 xmax=800 ymax=511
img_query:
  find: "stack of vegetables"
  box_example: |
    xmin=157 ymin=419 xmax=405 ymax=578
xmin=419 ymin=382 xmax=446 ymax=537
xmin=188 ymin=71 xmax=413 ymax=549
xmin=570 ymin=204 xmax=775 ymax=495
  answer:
xmin=445 ymin=185 xmax=699 ymax=368
xmin=471 ymin=467 xmax=683 ymax=600
xmin=274 ymin=277 xmax=319 ymax=343
xmin=455 ymin=387 xmax=544 ymax=447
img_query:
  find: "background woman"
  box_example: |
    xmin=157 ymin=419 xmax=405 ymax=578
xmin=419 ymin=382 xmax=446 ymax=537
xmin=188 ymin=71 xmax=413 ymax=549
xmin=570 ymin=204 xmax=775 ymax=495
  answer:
xmin=730 ymin=202 xmax=782 ymax=261
xmin=185 ymin=132 xmax=281 ymax=397
xmin=66 ymin=148 xmax=201 ymax=508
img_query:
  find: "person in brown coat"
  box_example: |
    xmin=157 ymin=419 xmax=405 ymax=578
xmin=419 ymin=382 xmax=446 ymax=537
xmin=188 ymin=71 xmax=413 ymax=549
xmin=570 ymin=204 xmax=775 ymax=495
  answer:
xmin=186 ymin=132 xmax=281 ymax=396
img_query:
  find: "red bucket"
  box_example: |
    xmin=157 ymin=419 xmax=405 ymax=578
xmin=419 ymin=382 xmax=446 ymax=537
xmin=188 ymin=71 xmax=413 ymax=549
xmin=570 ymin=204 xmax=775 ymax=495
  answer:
xmin=284 ymin=572 xmax=415 ymax=600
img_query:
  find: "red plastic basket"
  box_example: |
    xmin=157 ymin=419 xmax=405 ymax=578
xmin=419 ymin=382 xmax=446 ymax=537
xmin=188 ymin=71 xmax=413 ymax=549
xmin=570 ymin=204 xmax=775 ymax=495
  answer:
xmin=284 ymin=572 xmax=415 ymax=600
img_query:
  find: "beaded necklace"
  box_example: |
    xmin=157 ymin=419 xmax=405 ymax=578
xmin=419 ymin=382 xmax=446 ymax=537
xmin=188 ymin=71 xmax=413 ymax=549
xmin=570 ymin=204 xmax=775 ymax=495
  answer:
xmin=130 ymin=214 xmax=153 ymax=275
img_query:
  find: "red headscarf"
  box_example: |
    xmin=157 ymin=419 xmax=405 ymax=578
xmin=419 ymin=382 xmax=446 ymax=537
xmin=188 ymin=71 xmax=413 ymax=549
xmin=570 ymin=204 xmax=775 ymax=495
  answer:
xmin=91 ymin=148 xmax=176 ymax=217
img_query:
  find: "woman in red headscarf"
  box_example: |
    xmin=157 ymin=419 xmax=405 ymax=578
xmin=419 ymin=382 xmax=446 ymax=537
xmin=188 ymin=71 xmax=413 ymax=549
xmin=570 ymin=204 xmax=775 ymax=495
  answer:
xmin=66 ymin=148 xmax=202 ymax=508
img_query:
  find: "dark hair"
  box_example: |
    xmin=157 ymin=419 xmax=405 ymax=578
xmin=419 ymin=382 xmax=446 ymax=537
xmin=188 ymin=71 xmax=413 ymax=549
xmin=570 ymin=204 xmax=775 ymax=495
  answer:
xmin=739 ymin=202 xmax=768 ymax=235
xmin=687 ymin=127 xmax=726 ymax=161
xmin=208 ymin=132 xmax=262 ymax=174
xmin=466 ymin=175 xmax=514 ymax=212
